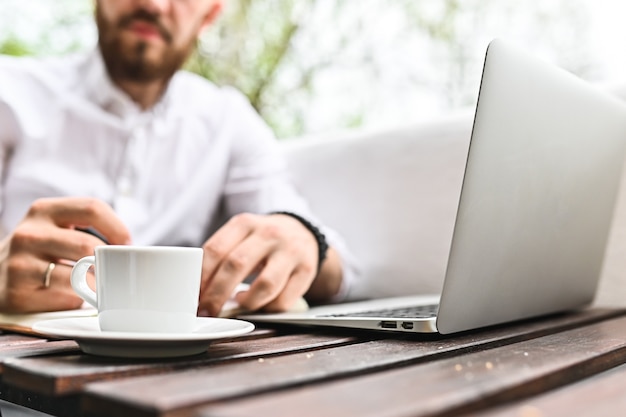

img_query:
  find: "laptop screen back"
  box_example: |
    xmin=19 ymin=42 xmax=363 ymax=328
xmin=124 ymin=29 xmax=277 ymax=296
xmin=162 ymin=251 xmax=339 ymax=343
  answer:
xmin=436 ymin=39 xmax=626 ymax=334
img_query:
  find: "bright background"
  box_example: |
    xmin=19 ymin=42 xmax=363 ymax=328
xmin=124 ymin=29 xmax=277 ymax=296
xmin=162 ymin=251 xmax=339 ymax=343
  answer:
xmin=1 ymin=0 xmax=625 ymax=138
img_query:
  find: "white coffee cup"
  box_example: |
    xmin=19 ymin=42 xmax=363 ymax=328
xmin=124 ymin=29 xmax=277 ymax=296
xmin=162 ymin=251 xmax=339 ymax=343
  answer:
xmin=71 ymin=246 xmax=203 ymax=333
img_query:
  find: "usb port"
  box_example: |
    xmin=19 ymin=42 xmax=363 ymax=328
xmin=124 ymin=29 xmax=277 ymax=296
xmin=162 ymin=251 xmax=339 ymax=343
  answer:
xmin=402 ymin=322 xmax=414 ymax=330
xmin=380 ymin=321 xmax=397 ymax=329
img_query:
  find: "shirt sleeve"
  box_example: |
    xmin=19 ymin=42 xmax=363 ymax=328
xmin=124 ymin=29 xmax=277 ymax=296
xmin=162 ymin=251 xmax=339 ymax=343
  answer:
xmin=0 ymin=58 xmax=24 ymax=149
xmin=0 ymin=79 xmax=21 ymax=237
xmin=219 ymin=88 xmax=360 ymax=301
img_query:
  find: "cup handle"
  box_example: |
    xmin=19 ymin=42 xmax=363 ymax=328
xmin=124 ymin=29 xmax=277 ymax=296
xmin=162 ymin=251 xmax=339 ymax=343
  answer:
xmin=70 ymin=256 xmax=97 ymax=308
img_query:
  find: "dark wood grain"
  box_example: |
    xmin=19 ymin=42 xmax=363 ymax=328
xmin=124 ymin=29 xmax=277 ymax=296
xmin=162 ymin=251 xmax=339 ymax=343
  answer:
xmin=467 ymin=362 xmax=626 ymax=417
xmin=192 ymin=315 xmax=626 ymax=417
xmin=0 ymin=340 xmax=80 ymax=372
xmin=2 ymin=332 xmax=358 ymax=395
xmin=78 ymin=309 xmax=626 ymax=417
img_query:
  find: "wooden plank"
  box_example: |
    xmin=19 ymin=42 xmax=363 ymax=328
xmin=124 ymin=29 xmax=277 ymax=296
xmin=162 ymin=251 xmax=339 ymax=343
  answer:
xmin=191 ymin=315 xmax=626 ymax=417
xmin=0 ymin=334 xmax=81 ymax=371
xmin=469 ymin=363 xmax=626 ymax=417
xmin=0 ymin=341 xmax=80 ymax=371
xmin=2 ymin=332 xmax=358 ymax=396
xmin=79 ymin=309 xmax=626 ymax=417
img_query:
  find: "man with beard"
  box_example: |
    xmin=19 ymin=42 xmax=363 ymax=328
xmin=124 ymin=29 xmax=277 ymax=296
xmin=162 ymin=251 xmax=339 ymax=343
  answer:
xmin=0 ymin=0 xmax=357 ymax=317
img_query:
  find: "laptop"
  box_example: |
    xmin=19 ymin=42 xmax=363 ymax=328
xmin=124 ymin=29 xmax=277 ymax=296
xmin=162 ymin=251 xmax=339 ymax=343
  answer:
xmin=243 ymin=38 xmax=626 ymax=334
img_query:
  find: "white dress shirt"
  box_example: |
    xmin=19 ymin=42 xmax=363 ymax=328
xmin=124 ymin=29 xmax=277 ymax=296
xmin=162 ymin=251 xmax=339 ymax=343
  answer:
xmin=0 ymin=50 xmax=357 ymax=299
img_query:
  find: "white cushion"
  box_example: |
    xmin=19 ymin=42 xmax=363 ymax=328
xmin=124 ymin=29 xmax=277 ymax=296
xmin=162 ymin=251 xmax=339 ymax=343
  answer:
xmin=282 ymin=113 xmax=473 ymax=300
xmin=282 ymin=106 xmax=626 ymax=307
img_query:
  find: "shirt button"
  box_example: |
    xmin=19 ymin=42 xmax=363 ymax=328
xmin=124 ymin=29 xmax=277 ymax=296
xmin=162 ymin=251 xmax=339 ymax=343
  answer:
xmin=118 ymin=178 xmax=133 ymax=197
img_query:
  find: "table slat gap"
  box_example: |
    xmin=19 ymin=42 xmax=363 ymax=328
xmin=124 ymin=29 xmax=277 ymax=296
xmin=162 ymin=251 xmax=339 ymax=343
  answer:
xmin=2 ymin=333 xmax=359 ymax=396
xmin=79 ymin=311 xmax=626 ymax=417
xmin=190 ymin=315 xmax=626 ymax=417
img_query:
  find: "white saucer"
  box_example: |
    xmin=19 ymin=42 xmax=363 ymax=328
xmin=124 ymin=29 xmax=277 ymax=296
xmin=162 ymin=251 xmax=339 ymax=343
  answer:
xmin=32 ymin=317 xmax=255 ymax=358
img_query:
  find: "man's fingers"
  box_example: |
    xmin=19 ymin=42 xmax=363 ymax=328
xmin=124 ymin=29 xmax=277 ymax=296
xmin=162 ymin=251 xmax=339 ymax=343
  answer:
xmin=201 ymin=213 xmax=267 ymax=298
xmin=0 ymin=197 xmax=129 ymax=314
xmin=236 ymin=254 xmax=297 ymax=312
xmin=11 ymin=223 xmax=108 ymax=263
xmin=27 ymin=197 xmax=131 ymax=245
xmin=200 ymin=231 xmax=278 ymax=316
xmin=7 ymin=256 xmax=73 ymax=291
xmin=200 ymin=213 xmax=258 ymax=290
xmin=2 ymin=256 xmax=83 ymax=313
xmin=10 ymin=197 xmax=131 ymax=262
xmin=42 ymin=261 xmax=75 ymax=289
xmin=199 ymin=212 xmax=324 ymax=314
xmin=38 ymin=261 xmax=84 ymax=311
xmin=260 ymin=268 xmax=313 ymax=313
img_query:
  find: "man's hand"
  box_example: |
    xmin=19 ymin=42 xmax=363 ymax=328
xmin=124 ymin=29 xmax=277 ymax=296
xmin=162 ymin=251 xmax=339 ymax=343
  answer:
xmin=0 ymin=197 xmax=131 ymax=313
xmin=199 ymin=212 xmax=342 ymax=316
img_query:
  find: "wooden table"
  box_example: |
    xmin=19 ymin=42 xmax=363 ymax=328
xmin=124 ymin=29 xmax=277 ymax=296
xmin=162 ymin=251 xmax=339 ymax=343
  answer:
xmin=1 ymin=308 xmax=626 ymax=417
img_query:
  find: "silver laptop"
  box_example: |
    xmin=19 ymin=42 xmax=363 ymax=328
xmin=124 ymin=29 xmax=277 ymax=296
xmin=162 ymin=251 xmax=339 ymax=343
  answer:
xmin=243 ymin=38 xmax=626 ymax=334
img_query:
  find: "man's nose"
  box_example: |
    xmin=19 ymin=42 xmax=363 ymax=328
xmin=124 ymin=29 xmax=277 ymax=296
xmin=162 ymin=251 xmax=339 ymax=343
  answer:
xmin=135 ymin=0 xmax=171 ymax=14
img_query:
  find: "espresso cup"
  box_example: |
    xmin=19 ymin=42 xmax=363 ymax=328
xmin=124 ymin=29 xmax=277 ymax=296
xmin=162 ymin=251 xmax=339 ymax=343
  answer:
xmin=71 ymin=246 xmax=203 ymax=333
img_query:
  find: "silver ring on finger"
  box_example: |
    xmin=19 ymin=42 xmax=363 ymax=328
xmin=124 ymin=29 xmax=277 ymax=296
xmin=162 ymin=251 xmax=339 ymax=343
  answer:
xmin=43 ymin=262 xmax=56 ymax=288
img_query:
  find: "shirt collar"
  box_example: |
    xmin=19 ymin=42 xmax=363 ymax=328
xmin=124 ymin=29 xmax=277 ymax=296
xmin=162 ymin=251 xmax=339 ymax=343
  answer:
xmin=81 ymin=48 xmax=172 ymax=123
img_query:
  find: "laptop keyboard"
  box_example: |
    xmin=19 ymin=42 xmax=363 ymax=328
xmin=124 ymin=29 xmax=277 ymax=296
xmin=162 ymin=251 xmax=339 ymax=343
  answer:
xmin=320 ymin=304 xmax=439 ymax=319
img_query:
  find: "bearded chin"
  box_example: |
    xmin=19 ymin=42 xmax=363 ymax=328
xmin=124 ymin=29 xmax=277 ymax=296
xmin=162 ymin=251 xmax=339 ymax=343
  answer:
xmin=99 ymin=37 xmax=189 ymax=84
xmin=96 ymin=8 xmax=192 ymax=84
xmin=122 ymin=41 xmax=175 ymax=82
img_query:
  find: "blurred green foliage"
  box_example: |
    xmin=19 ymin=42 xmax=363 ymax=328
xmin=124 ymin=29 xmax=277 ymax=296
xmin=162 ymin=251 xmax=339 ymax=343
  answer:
xmin=0 ymin=0 xmax=591 ymax=138
xmin=187 ymin=0 xmax=312 ymax=135
xmin=0 ymin=37 xmax=32 ymax=56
